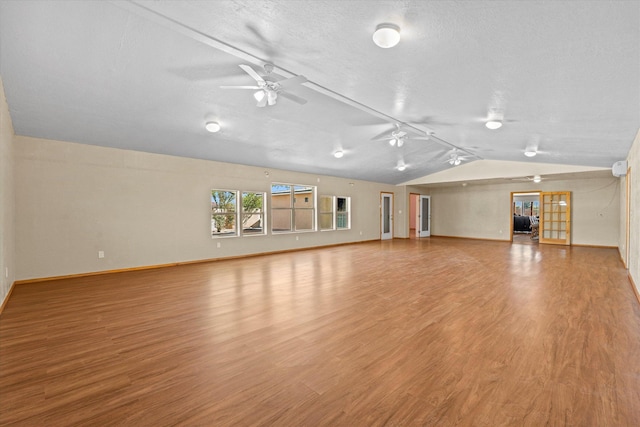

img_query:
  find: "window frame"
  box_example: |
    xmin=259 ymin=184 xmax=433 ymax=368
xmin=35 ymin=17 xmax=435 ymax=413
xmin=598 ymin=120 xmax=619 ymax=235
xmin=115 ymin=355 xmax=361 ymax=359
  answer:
xmin=271 ymin=183 xmax=316 ymax=233
xmin=336 ymin=196 xmax=351 ymax=230
xmin=241 ymin=191 xmax=267 ymax=237
xmin=211 ymin=189 xmax=239 ymax=238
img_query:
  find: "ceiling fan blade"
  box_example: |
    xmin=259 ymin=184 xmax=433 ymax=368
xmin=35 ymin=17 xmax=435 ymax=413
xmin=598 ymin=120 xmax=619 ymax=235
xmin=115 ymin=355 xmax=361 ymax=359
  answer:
xmin=370 ymin=128 xmax=395 ymax=141
xmin=239 ymin=64 xmax=265 ymax=84
xmin=220 ymin=85 xmax=261 ymax=89
xmin=279 ymin=91 xmax=307 ymax=105
xmin=278 ymin=75 xmax=308 ymax=89
xmin=411 ymin=136 xmax=431 ymax=141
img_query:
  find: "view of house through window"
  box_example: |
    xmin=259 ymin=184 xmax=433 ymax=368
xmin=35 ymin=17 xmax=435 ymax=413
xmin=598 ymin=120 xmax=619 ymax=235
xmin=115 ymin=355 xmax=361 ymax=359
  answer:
xmin=271 ymin=184 xmax=315 ymax=232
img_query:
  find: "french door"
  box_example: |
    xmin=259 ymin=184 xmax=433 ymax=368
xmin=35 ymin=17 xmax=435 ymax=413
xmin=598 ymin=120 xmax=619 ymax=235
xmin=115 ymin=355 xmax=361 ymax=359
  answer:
xmin=381 ymin=192 xmax=393 ymax=240
xmin=539 ymin=191 xmax=571 ymax=245
xmin=418 ymin=195 xmax=431 ymax=237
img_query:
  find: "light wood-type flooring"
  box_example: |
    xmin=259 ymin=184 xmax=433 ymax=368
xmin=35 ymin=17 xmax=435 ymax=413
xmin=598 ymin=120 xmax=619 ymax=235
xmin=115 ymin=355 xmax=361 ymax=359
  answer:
xmin=1 ymin=238 xmax=639 ymax=426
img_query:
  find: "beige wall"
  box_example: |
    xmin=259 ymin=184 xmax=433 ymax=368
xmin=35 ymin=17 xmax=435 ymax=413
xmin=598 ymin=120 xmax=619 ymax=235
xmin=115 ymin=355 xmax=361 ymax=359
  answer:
xmin=0 ymin=78 xmax=16 ymax=307
xmin=621 ymin=129 xmax=640 ymax=294
xmin=15 ymin=136 xmax=404 ymax=281
xmin=407 ymin=172 xmax=620 ymax=246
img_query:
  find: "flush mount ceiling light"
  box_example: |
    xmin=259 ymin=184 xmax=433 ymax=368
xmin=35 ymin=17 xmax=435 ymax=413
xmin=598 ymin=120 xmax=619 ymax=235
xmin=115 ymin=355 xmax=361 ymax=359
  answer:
xmin=205 ymin=121 xmax=221 ymax=133
xmin=373 ymin=23 xmax=401 ymax=48
xmin=397 ymin=163 xmax=407 ymax=171
xmin=533 ymin=175 xmax=542 ymax=183
xmin=485 ymin=120 xmax=502 ymax=130
xmin=334 ymin=150 xmax=344 ymax=158
xmin=524 ymin=150 xmax=537 ymax=157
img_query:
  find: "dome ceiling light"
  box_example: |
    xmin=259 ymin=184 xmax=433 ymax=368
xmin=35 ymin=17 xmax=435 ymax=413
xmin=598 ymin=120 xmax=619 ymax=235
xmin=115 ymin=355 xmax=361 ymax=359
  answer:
xmin=205 ymin=121 xmax=221 ymax=133
xmin=373 ymin=23 xmax=401 ymax=48
xmin=485 ymin=120 xmax=503 ymax=130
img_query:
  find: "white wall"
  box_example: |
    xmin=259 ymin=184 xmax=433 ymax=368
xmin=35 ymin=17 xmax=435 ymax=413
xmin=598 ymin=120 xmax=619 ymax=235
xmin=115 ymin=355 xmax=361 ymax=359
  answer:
xmin=408 ymin=172 xmax=620 ymax=246
xmin=621 ymin=129 xmax=640 ymax=294
xmin=0 ymin=78 xmax=16 ymax=307
xmin=15 ymin=136 xmax=405 ymax=281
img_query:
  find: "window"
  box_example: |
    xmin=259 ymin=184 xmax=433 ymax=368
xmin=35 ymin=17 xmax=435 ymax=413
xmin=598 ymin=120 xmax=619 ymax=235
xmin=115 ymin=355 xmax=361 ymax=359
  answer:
xmin=319 ymin=196 xmax=334 ymax=230
xmin=242 ymin=192 xmax=266 ymax=235
xmin=319 ymin=195 xmax=350 ymax=231
xmin=336 ymin=197 xmax=350 ymax=229
xmin=271 ymin=183 xmax=315 ymax=232
xmin=211 ymin=190 xmax=238 ymax=237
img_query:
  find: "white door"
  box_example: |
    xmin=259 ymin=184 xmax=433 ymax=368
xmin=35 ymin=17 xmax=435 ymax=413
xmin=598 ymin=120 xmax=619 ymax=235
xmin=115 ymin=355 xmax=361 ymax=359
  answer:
xmin=381 ymin=193 xmax=393 ymax=240
xmin=418 ymin=195 xmax=431 ymax=237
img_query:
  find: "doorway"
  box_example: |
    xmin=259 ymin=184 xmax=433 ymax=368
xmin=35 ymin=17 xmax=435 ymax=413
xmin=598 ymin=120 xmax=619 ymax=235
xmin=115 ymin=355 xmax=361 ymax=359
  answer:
xmin=410 ymin=193 xmax=431 ymax=238
xmin=511 ymin=191 xmax=540 ymax=244
xmin=381 ymin=192 xmax=393 ymax=240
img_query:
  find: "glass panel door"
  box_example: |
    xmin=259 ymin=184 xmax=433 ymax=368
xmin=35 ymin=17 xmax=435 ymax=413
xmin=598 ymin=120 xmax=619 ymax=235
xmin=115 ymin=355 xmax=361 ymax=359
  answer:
xmin=419 ymin=195 xmax=431 ymax=237
xmin=540 ymin=191 xmax=571 ymax=245
xmin=381 ymin=193 xmax=393 ymax=240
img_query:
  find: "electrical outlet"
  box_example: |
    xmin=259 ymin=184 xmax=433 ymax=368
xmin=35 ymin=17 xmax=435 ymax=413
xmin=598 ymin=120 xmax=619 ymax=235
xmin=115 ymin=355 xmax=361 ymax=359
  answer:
xmin=98 ymin=251 xmax=105 ymax=259
xmin=296 ymin=236 xmax=299 ymax=241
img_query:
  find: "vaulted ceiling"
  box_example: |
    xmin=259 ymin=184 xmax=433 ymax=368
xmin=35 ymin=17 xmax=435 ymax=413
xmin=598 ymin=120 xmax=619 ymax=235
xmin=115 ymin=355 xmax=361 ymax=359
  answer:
xmin=1 ymin=1 xmax=638 ymax=185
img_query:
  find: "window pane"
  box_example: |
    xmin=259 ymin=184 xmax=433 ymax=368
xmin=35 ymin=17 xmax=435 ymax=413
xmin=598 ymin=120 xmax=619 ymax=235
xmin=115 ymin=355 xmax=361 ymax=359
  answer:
xmin=272 ymin=209 xmax=292 ymax=232
xmin=319 ymin=213 xmax=333 ymax=230
xmin=212 ymin=190 xmax=238 ymax=236
xmin=294 ymin=209 xmax=314 ymax=231
xmin=320 ymin=196 xmax=334 ymax=230
xmin=271 ymin=184 xmax=292 ymax=208
xmin=242 ymin=192 xmax=265 ymax=235
xmin=336 ymin=197 xmax=349 ymax=229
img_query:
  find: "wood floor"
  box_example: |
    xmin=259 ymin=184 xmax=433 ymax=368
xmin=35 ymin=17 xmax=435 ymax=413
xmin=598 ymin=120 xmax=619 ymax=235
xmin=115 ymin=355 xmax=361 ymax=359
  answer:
xmin=1 ymin=238 xmax=639 ymax=426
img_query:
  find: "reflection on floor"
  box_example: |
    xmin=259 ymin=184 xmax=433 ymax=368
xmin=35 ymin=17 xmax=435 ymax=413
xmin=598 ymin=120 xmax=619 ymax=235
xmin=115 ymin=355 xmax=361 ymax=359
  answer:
xmin=513 ymin=232 xmax=538 ymax=245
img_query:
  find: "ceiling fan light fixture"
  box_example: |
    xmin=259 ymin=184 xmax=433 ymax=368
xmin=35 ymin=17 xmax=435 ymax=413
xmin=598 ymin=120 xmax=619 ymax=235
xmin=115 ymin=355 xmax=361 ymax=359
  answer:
xmin=373 ymin=23 xmax=401 ymax=48
xmin=485 ymin=120 xmax=503 ymax=130
xmin=397 ymin=138 xmax=404 ymax=148
xmin=533 ymin=175 xmax=542 ymax=183
xmin=205 ymin=121 xmax=221 ymax=133
xmin=334 ymin=150 xmax=344 ymax=158
xmin=389 ymin=138 xmax=397 ymax=147
xmin=524 ymin=150 xmax=537 ymax=157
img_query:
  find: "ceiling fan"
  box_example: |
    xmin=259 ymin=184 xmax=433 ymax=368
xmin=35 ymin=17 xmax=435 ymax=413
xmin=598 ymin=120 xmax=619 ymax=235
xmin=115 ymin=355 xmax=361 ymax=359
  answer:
xmin=512 ymin=175 xmax=544 ymax=183
xmin=221 ymin=64 xmax=308 ymax=107
xmin=371 ymin=123 xmax=431 ymax=148
xmin=443 ymin=149 xmax=472 ymax=166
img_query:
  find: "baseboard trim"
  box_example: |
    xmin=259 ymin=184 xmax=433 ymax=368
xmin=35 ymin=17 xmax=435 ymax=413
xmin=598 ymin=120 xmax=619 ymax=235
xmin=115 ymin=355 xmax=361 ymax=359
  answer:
xmin=618 ymin=247 xmax=628 ymax=268
xmin=14 ymin=239 xmax=380 ymax=285
xmin=0 ymin=281 xmax=16 ymax=316
xmin=630 ymin=273 xmax=640 ymax=307
xmin=430 ymin=234 xmax=511 ymax=243
xmin=572 ymin=243 xmax=618 ymax=249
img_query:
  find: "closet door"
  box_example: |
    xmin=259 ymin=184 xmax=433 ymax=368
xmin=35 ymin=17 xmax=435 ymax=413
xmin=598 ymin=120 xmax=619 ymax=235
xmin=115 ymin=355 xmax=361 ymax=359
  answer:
xmin=539 ymin=191 xmax=571 ymax=245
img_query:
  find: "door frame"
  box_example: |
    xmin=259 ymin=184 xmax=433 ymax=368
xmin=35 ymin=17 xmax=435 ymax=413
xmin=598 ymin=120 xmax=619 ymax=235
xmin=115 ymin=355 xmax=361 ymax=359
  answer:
xmin=510 ymin=191 xmax=541 ymax=241
xmin=418 ymin=195 xmax=431 ymax=237
xmin=380 ymin=192 xmax=394 ymax=240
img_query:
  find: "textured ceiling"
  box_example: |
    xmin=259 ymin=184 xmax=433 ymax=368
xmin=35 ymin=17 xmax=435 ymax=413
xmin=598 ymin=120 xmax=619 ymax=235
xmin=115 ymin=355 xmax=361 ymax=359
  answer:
xmin=1 ymin=0 xmax=638 ymax=185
